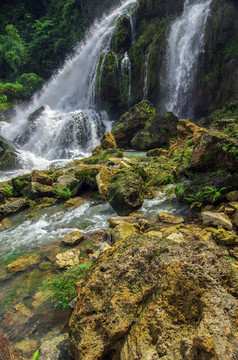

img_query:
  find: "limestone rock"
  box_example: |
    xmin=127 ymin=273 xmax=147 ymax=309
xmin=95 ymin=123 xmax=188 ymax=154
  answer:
xmin=101 ymin=132 xmax=117 ymax=149
xmin=226 ymin=191 xmax=238 ymax=202
xmin=39 ymin=333 xmax=73 ymax=360
xmin=233 ymin=209 xmax=238 ymax=227
xmin=15 ymin=339 xmax=38 ymax=355
xmin=112 ymin=100 xmax=156 ymax=148
xmin=0 ymin=135 xmax=19 ymax=170
xmin=107 ymin=215 xmax=141 ymax=227
xmin=91 ymin=242 xmax=111 ymax=261
xmin=111 ymin=222 xmax=138 ymax=243
xmin=69 ymin=234 xmax=238 ymax=359
xmin=61 ymin=231 xmax=84 ymax=246
xmin=158 ymin=212 xmax=184 ymax=224
xmin=131 ymin=112 xmax=179 ymax=150
xmin=2 ymin=303 xmax=33 ymax=337
xmin=25 ymin=182 xmax=55 ymax=199
xmin=207 ymin=227 xmax=238 ymax=246
xmin=108 ymin=168 xmax=145 ymax=216
xmin=55 ymin=249 xmax=81 ymax=270
xmin=202 ymin=211 xmax=233 ymax=230
xmin=0 ymin=198 xmax=28 ymax=220
xmin=64 ymin=197 xmax=85 ymax=210
xmin=31 ymin=170 xmax=53 ymax=186
xmin=96 ymin=166 xmax=115 ymax=200
xmin=56 ymin=174 xmax=81 ymax=196
xmin=7 ymin=253 xmax=41 ymax=273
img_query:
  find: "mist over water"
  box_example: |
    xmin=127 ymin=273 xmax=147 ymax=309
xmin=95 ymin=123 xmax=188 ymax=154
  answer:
xmin=160 ymin=0 xmax=211 ymax=119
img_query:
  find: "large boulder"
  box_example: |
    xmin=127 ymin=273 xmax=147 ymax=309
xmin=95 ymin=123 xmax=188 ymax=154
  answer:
xmin=0 ymin=135 xmax=19 ymax=170
xmin=0 ymin=198 xmax=28 ymax=220
xmin=112 ymin=100 xmax=156 ymax=148
xmin=131 ymin=112 xmax=179 ymax=150
xmin=69 ymin=233 xmax=238 ymax=359
xmin=108 ymin=168 xmax=145 ymax=215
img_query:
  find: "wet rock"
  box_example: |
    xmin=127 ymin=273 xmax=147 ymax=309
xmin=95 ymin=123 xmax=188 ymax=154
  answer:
xmin=101 ymin=132 xmax=117 ymax=149
xmin=55 ymin=249 xmax=81 ymax=270
xmin=112 ymin=100 xmax=155 ymax=148
xmin=24 ymin=182 xmax=55 ymax=200
xmin=131 ymin=112 xmax=179 ymax=150
xmin=111 ymin=14 xmax=132 ymax=54
xmin=202 ymin=211 xmax=233 ymax=230
xmin=0 ymin=198 xmax=28 ymax=220
xmin=64 ymin=197 xmax=85 ymax=210
xmin=0 ymin=217 xmax=12 ymax=230
xmin=108 ymin=168 xmax=145 ymax=216
xmin=96 ymin=166 xmax=115 ymax=200
xmin=39 ymin=333 xmax=73 ymax=360
xmin=7 ymin=253 xmax=41 ymax=273
xmin=61 ymin=231 xmax=84 ymax=246
xmin=107 ymin=214 xmax=142 ymax=227
xmin=207 ymin=227 xmax=238 ymax=246
xmin=56 ymin=174 xmax=80 ymax=193
xmin=31 ymin=170 xmax=54 ymax=186
xmin=15 ymin=339 xmax=38 ymax=355
xmin=226 ymin=191 xmax=238 ymax=202
xmin=91 ymin=242 xmax=111 ymax=261
xmin=2 ymin=303 xmax=33 ymax=337
xmin=15 ymin=106 xmax=45 ymax=146
xmin=111 ymin=222 xmax=138 ymax=243
xmin=158 ymin=212 xmax=184 ymax=224
xmin=69 ymin=234 xmax=238 ymax=359
xmin=0 ymin=135 xmax=19 ymax=170
xmin=233 ymin=209 xmax=238 ymax=228
xmin=11 ymin=173 xmax=31 ymax=196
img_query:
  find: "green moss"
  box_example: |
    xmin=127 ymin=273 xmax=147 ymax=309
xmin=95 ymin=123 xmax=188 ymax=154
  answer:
xmin=111 ymin=14 xmax=132 ymax=54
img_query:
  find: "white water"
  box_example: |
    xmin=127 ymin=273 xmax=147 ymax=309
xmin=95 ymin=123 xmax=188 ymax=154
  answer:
xmin=0 ymin=0 xmax=137 ymax=176
xmin=143 ymin=46 xmax=151 ymax=100
xmin=121 ymin=52 xmax=132 ymax=103
xmin=161 ymin=0 xmax=211 ymax=119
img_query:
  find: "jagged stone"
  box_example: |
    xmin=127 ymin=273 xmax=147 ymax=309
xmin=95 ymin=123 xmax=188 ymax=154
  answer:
xmin=158 ymin=212 xmax=184 ymax=224
xmin=96 ymin=166 xmax=115 ymax=200
xmin=111 ymin=222 xmax=138 ymax=243
xmin=0 ymin=198 xmax=28 ymax=220
xmin=55 ymin=249 xmax=81 ymax=270
xmin=24 ymin=182 xmax=55 ymax=199
xmin=69 ymin=234 xmax=238 ymax=359
xmin=64 ymin=197 xmax=85 ymax=210
xmin=101 ymin=132 xmax=117 ymax=149
xmin=7 ymin=253 xmax=41 ymax=273
xmin=61 ymin=231 xmax=84 ymax=246
xmin=39 ymin=333 xmax=73 ymax=360
xmin=31 ymin=170 xmax=53 ymax=186
xmin=202 ymin=211 xmax=233 ymax=230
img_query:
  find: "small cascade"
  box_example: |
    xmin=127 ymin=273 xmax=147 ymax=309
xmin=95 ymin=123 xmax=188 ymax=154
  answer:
xmin=143 ymin=46 xmax=151 ymax=100
xmin=121 ymin=52 xmax=132 ymax=104
xmin=129 ymin=13 xmax=136 ymax=44
xmin=0 ymin=0 xmax=137 ymax=173
xmin=160 ymin=0 xmax=211 ymax=119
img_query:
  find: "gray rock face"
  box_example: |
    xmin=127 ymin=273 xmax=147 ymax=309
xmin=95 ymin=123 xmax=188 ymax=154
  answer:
xmin=202 ymin=211 xmax=233 ymax=230
xmin=0 ymin=135 xmax=18 ymax=170
xmin=0 ymin=198 xmax=28 ymax=220
xmin=39 ymin=333 xmax=73 ymax=360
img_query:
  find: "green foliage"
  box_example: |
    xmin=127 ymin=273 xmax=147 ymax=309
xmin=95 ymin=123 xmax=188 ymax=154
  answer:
xmin=0 ymin=24 xmax=28 ymax=73
xmin=32 ymin=349 xmax=39 ymax=360
xmin=184 ymin=186 xmax=226 ymax=205
xmin=54 ymin=186 xmax=72 ymax=201
xmin=17 ymin=73 xmax=44 ymax=98
xmin=41 ymin=261 xmax=93 ymax=309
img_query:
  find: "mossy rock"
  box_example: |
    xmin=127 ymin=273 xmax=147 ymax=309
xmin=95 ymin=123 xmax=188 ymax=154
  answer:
xmin=95 ymin=51 xmax=120 ymax=116
xmin=11 ymin=174 xmax=31 ymax=196
xmin=112 ymin=100 xmax=156 ymax=148
xmin=111 ymin=14 xmax=132 ymax=55
xmin=0 ymin=135 xmax=18 ymax=171
xmin=108 ymin=168 xmax=145 ymax=215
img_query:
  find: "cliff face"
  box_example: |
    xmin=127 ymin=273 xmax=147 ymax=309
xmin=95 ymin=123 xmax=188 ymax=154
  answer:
xmin=96 ymin=0 xmax=238 ymax=120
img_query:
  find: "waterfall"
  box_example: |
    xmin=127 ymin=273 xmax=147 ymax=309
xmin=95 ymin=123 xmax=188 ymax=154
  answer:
xmin=160 ymin=0 xmax=211 ymax=119
xmin=143 ymin=46 xmax=151 ymax=100
xmin=0 ymin=0 xmax=137 ymax=172
xmin=121 ymin=52 xmax=132 ymax=103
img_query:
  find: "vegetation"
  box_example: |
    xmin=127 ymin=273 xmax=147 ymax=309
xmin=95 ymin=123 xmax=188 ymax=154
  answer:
xmin=41 ymin=260 xmax=93 ymax=309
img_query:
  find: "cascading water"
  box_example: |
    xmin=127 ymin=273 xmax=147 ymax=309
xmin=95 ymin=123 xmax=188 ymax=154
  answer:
xmin=0 ymin=0 xmax=137 ymax=176
xmin=121 ymin=52 xmax=132 ymax=103
xmin=160 ymin=0 xmax=211 ymax=119
xmin=143 ymin=46 xmax=151 ymax=100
